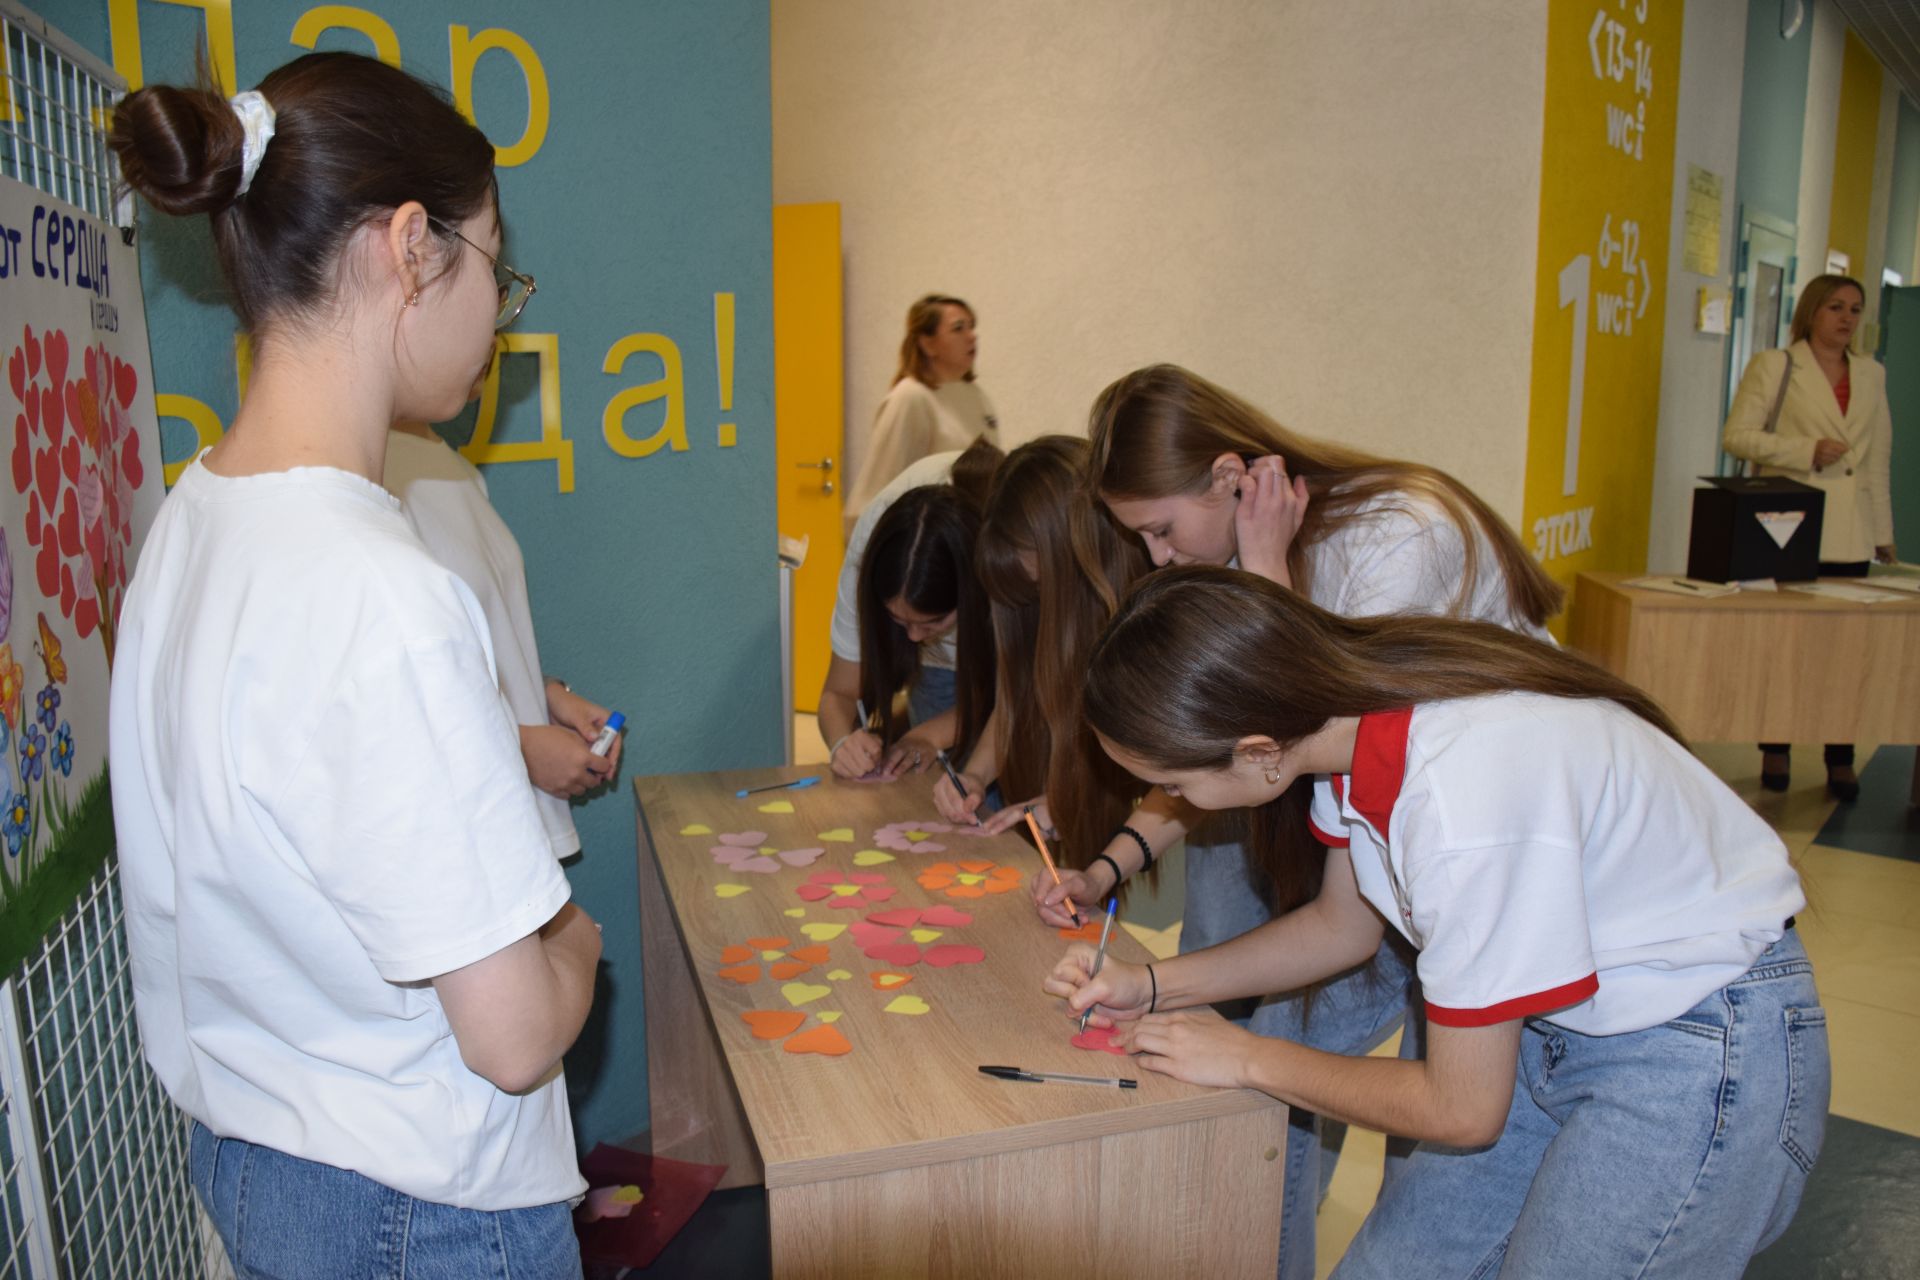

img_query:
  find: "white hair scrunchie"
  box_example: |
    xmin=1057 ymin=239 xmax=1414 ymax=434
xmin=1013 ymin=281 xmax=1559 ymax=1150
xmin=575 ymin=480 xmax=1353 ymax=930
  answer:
xmin=228 ymin=90 xmax=276 ymax=197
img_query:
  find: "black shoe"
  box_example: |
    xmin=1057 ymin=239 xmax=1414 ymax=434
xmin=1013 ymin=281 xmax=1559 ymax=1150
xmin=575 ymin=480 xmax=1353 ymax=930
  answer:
xmin=1827 ymin=767 xmax=1860 ymax=803
xmin=1761 ymin=751 xmax=1791 ymax=792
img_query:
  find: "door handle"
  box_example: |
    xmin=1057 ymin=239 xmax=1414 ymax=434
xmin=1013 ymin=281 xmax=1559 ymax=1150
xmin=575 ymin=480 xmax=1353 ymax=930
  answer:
xmin=793 ymin=458 xmax=834 ymax=472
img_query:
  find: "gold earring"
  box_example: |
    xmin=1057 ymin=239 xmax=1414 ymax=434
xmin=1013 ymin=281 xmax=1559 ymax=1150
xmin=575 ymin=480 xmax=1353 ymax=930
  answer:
xmin=402 ymin=288 xmax=421 ymax=309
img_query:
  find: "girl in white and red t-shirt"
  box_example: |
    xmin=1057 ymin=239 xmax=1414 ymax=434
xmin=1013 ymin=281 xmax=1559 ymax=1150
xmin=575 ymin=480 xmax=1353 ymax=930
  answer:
xmin=1052 ymin=566 xmax=1824 ymax=1279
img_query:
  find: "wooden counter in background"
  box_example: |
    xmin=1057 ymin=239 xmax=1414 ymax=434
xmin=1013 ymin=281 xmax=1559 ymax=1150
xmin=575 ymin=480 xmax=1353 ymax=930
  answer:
xmin=1568 ymin=572 xmax=1920 ymax=800
xmin=635 ymin=765 xmax=1287 ymax=1279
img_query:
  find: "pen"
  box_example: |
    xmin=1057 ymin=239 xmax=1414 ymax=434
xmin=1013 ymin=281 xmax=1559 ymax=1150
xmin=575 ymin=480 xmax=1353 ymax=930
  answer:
xmin=1024 ymin=807 xmax=1082 ymax=928
xmin=735 ymin=775 xmax=823 ymax=798
xmin=856 ymin=698 xmax=869 ymax=729
xmin=1080 ymin=897 xmax=1118 ymax=1032
xmin=1671 ymin=579 xmax=1702 ymax=592
xmin=979 ymin=1065 xmax=1136 ymax=1089
xmin=934 ymin=749 xmax=983 ymax=826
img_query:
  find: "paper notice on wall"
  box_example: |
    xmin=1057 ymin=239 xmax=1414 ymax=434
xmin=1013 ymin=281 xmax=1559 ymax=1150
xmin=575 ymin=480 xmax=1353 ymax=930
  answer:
xmin=1684 ymin=165 xmax=1722 ymax=276
xmin=1754 ymin=510 xmax=1804 ymax=549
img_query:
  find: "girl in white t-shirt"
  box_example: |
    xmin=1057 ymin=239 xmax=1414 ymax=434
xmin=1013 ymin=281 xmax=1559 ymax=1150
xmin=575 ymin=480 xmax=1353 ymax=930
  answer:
xmin=108 ymin=53 xmax=595 ymax=1277
xmin=1053 ymin=566 xmax=1824 ymax=1278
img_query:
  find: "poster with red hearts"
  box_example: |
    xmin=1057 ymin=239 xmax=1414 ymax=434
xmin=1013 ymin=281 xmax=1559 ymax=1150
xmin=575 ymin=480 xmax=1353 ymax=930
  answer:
xmin=0 ymin=175 xmax=162 ymax=970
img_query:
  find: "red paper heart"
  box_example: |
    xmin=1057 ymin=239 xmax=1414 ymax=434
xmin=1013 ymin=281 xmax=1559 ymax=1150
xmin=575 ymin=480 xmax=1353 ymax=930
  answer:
xmin=918 ymin=905 xmax=973 ymax=927
xmin=865 ymin=908 xmax=921 ymax=928
xmin=56 ymin=487 xmax=80 ymax=555
xmin=826 ymin=895 xmax=871 ymax=911
xmin=12 ymin=415 xmax=30 ymax=491
xmin=113 ymin=356 xmax=136 ymax=408
xmin=1071 ymin=1025 xmax=1129 ymax=1055
xmin=24 ymin=328 xmax=39 ymax=378
xmin=847 ymin=922 xmax=902 ymax=949
xmin=43 ymin=330 xmax=65 ymax=386
xmin=864 ymin=940 xmax=921 ymax=967
xmin=863 ymin=886 xmax=899 ymax=902
xmin=8 ymin=350 xmax=23 ymax=403
xmin=796 ymin=884 xmax=834 ymax=902
xmin=33 ymin=443 xmax=57 ymax=508
xmin=921 ymin=944 xmax=986 ymax=968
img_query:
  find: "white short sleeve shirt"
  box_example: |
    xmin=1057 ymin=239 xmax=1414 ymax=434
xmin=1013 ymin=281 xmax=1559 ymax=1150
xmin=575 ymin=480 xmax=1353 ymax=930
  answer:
xmin=108 ymin=459 xmax=583 ymax=1210
xmin=831 ymin=450 xmax=963 ymax=670
xmin=384 ymin=430 xmax=578 ymax=860
xmin=1309 ymin=693 xmax=1803 ymax=1036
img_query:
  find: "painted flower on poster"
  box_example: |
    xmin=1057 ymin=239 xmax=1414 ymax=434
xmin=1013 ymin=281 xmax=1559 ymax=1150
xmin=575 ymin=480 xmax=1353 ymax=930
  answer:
xmin=50 ymin=723 xmax=72 ymax=778
xmin=2 ymin=790 xmax=26 ymax=857
xmin=35 ymin=683 xmax=58 ymax=732
xmin=8 ymin=325 xmax=145 ymax=664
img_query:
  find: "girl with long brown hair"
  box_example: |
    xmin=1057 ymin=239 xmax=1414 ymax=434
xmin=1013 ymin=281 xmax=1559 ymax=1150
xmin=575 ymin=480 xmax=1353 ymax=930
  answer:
xmin=1050 ymin=566 xmax=1822 ymax=1277
xmin=929 ymin=437 xmax=1148 ymax=871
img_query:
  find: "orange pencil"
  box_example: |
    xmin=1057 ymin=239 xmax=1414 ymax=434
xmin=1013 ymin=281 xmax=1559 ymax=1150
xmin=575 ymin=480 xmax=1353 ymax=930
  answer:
xmin=1024 ymin=807 xmax=1083 ymax=928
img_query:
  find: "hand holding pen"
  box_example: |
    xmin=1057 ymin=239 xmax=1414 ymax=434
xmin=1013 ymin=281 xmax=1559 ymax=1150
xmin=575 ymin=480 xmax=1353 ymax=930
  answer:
xmin=1080 ymin=898 xmax=1118 ymax=1032
xmin=1041 ymin=946 xmax=1154 ymax=1029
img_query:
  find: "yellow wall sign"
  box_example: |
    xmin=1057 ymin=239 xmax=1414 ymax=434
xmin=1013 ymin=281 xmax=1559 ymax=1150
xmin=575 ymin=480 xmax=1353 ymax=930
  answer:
xmin=1523 ymin=0 xmax=1682 ymax=614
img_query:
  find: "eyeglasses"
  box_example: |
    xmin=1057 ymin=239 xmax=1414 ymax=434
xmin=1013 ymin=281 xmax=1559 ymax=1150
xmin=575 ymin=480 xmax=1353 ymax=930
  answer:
xmin=434 ymin=220 xmax=536 ymax=330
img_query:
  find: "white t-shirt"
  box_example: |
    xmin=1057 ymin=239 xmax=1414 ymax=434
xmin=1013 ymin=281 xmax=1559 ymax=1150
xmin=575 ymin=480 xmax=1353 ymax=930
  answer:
xmin=384 ymin=430 xmax=578 ymax=860
xmin=846 ymin=378 xmax=997 ymax=519
xmin=1308 ymin=693 xmax=1803 ymax=1036
xmin=832 ymin=451 xmax=962 ymax=671
xmin=1307 ymin=489 xmax=1549 ymax=639
xmin=108 ymin=458 xmax=583 ymax=1210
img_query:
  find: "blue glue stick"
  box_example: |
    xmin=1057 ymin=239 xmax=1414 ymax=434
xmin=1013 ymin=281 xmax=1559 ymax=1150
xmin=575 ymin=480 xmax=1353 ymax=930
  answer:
xmin=590 ymin=712 xmax=626 ymax=758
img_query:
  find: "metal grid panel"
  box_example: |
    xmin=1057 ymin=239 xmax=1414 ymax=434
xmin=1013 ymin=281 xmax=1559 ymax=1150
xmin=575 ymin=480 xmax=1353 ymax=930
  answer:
xmin=0 ymin=1 xmax=124 ymax=225
xmin=13 ymin=861 xmax=200 ymax=1279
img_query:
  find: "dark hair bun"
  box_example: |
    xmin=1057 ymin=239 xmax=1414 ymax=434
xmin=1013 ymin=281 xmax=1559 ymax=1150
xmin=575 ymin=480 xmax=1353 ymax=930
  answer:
xmin=111 ymin=84 xmax=244 ymax=216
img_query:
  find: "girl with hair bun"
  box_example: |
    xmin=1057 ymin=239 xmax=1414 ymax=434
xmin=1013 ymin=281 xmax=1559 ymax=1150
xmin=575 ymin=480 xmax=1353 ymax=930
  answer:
xmin=108 ymin=52 xmax=595 ymax=1277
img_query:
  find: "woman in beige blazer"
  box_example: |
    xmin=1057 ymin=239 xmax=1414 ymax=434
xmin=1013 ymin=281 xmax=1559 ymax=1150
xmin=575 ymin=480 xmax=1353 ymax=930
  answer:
xmin=1722 ymin=274 xmax=1898 ymax=800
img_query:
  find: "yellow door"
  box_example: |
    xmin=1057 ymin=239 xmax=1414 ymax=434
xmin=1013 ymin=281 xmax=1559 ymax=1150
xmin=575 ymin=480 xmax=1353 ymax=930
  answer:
xmin=773 ymin=203 xmax=845 ymax=713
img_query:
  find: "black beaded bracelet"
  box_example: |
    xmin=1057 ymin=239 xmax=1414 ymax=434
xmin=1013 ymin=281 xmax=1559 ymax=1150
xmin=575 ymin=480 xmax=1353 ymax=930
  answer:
xmin=1146 ymin=963 xmax=1158 ymax=1013
xmin=1089 ymin=852 xmax=1124 ymax=895
xmin=1117 ymin=824 xmax=1154 ymax=872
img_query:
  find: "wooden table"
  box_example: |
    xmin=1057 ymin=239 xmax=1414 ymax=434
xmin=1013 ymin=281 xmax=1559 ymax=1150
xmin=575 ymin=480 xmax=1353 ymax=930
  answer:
xmin=635 ymin=766 xmax=1287 ymax=1279
xmin=1568 ymin=572 xmax=1920 ymax=799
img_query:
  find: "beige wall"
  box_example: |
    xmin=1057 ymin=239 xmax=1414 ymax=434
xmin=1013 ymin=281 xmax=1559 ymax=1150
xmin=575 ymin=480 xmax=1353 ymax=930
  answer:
xmin=773 ymin=0 xmax=1548 ymax=521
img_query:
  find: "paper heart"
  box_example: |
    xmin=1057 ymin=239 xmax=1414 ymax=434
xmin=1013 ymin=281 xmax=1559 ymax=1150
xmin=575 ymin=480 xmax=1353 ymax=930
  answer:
xmin=957 ymin=859 xmax=995 ymax=874
xmin=865 ymin=907 xmax=922 ymax=928
xmin=679 ymin=823 xmax=714 ymax=836
xmin=746 ymin=937 xmax=791 ymax=949
xmin=769 ymin=960 xmax=813 ymax=980
xmin=796 ymin=884 xmax=834 ymax=902
xmin=741 ymin=1010 xmax=806 ymax=1040
xmin=778 ymin=847 xmax=826 ymax=867
xmin=1072 ymin=1026 xmax=1129 ymax=1056
xmin=863 ymin=887 xmax=899 ymax=902
xmin=826 ymin=969 xmax=852 ymax=981
xmin=883 ymin=995 xmax=930 ymax=1016
xmin=865 ymin=940 xmax=921 ymax=967
xmin=783 ymin=1024 xmax=852 ymax=1056
xmin=717 ymin=964 xmax=760 ymax=984
xmin=831 ymin=885 xmax=862 ymax=897
xmin=789 ymin=945 xmax=832 ymax=965
xmin=714 ymin=884 xmax=751 ymax=899
xmin=720 ymin=945 xmax=755 ymax=964
xmin=852 ymin=849 xmax=896 ymax=866
xmin=799 ymin=923 xmax=847 ymax=942
xmin=956 ymin=873 xmax=985 ymax=886
xmin=919 ymin=905 xmax=973 ymax=927
xmin=870 ymin=972 xmax=912 ymax=990
xmin=720 ymin=831 xmax=769 ymax=846
xmin=760 ymin=950 xmax=785 ymax=961
xmin=848 ymin=922 xmax=903 ymax=949
xmin=781 ymin=981 xmax=832 ymax=1007
xmin=817 ymin=828 xmax=855 ymax=843
xmin=784 ymin=908 xmax=808 ymax=918
xmin=1059 ymin=921 xmax=1103 ymax=943
xmin=827 ymin=895 xmax=873 ymax=911
xmin=735 ymin=856 xmax=782 ymax=874
xmin=758 ymin=800 xmax=796 ymax=814
xmin=909 ymin=929 xmax=944 ymax=943
xmin=816 ymin=1011 xmax=842 ymax=1023
xmin=759 ymin=846 xmax=779 ymax=854
xmin=921 ymin=944 xmax=986 ymax=968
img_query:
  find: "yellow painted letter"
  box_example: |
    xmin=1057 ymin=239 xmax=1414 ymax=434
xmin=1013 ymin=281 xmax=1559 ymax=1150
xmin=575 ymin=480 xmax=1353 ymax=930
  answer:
xmin=448 ymin=26 xmax=550 ymax=168
xmin=603 ymin=334 xmax=689 ymax=459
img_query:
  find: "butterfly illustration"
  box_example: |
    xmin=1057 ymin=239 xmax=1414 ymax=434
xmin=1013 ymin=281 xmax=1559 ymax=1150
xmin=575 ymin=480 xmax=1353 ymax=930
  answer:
xmin=35 ymin=613 xmax=65 ymax=685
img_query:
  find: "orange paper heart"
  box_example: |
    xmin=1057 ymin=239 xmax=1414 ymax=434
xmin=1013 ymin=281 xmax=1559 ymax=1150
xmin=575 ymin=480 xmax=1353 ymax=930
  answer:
xmin=741 ymin=1010 xmax=806 ymax=1040
xmin=788 ymin=945 xmax=833 ymax=965
xmin=717 ymin=964 xmax=761 ymax=984
xmin=746 ymin=936 xmax=791 ymax=950
xmin=769 ymin=960 xmax=813 ymax=980
xmin=783 ymin=1024 xmax=853 ymax=1056
xmin=720 ymin=944 xmax=757 ymax=963
xmin=869 ymin=972 xmax=913 ymax=990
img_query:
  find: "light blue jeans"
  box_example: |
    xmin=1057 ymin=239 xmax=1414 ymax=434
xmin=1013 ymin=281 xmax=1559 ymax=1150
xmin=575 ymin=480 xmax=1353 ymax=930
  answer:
xmin=1182 ymin=825 xmax=1422 ymax=1280
xmin=908 ymin=663 xmax=956 ymax=727
xmin=190 ymin=1123 xmax=582 ymax=1280
xmin=1334 ymin=931 xmax=1827 ymax=1279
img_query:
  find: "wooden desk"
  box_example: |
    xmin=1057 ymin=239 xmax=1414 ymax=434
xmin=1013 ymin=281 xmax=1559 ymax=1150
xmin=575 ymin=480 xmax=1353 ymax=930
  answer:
xmin=1568 ymin=572 xmax=1920 ymax=798
xmin=635 ymin=766 xmax=1287 ymax=1279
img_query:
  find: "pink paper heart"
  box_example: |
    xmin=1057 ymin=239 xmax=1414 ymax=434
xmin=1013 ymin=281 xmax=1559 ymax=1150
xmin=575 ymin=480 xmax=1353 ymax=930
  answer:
xmin=1072 ymin=1026 xmax=1129 ymax=1056
xmin=848 ymin=922 xmax=903 ymax=949
xmin=734 ymin=856 xmax=782 ymax=874
xmin=865 ymin=940 xmax=922 ymax=966
xmin=796 ymin=884 xmax=835 ymax=902
xmin=778 ymin=847 xmax=826 ymax=867
xmin=918 ymin=905 xmax=974 ymax=927
xmin=863 ymin=886 xmax=899 ymax=902
xmin=717 ymin=830 xmax=768 ymax=846
xmin=827 ymin=895 xmax=873 ymax=911
xmin=865 ymin=907 xmax=921 ymax=928
xmin=921 ymin=944 xmax=986 ymax=968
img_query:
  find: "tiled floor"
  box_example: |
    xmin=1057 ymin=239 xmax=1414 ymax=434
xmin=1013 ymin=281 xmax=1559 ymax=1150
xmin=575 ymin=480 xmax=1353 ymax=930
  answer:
xmin=655 ymin=722 xmax=1920 ymax=1279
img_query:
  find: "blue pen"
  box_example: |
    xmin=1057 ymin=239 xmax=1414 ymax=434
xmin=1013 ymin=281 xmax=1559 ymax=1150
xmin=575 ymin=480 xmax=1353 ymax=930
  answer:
xmin=1080 ymin=897 xmax=1119 ymax=1032
xmin=736 ymin=776 xmax=823 ymax=799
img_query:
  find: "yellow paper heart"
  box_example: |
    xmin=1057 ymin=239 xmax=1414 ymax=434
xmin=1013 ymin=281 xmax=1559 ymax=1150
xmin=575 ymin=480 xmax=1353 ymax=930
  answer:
xmin=957 ymin=873 xmax=985 ymax=886
xmin=905 ymin=830 xmax=930 ymax=842
xmin=827 ymin=969 xmax=852 ymax=981
xmin=875 ymin=973 xmax=911 ymax=989
xmin=758 ymin=800 xmax=796 ymax=814
xmin=831 ymin=884 xmax=862 ymax=897
xmin=679 ymin=823 xmax=713 ymax=836
xmin=909 ymin=928 xmax=943 ymax=943
xmin=610 ymin=1185 xmax=644 ymax=1205
xmin=782 ymin=981 xmax=831 ymax=1007
xmin=884 ymin=995 xmax=930 ymax=1016
xmin=759 ymin=846 xmax=778 ymax=855
xmin=852 ymin=849 xmax=896 ymax=866
xmin=816 ymin=1010 xmax=842 ymax=1023
xmin=760 ymin=949 xmax=784 ymax=961
xmin=783 ymin=907 xmax=807 ymax=918
xmin=817 ymin=827 xmax=855 ymax=843
xmin=714 ymin=884 xmax=751 ymax=899
xmin=800 ymin=922 xmax=847 ymax=942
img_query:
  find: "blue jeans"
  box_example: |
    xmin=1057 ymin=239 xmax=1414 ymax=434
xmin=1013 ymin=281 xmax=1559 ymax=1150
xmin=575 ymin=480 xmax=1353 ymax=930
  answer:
xmin=190 ymin=1123 xmax=582 ymax=1280
xmin=1334 ymin=931 xmax=1828 ymax=1279
xmin=1183 ymin=825 xmax=1421 ymax=1280
xmin=908 ymin=664 xmax=956 ymax=726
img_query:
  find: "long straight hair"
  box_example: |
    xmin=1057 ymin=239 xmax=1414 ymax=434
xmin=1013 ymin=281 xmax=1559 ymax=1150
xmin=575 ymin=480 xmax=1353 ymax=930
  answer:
xmin=975 ymin=437 xmax=1150 ymax=870
xmin=856 ymin=483 xmax=994 ymax=762
xmin=1084 ymin=566 xmax=1677 ymax=919
xmin=1086 ymin=364 xmax=1563 ymax=626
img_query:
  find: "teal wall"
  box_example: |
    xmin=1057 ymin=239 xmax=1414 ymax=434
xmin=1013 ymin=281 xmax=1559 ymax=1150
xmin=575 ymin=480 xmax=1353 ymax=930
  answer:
xmin=42 ymin=0 xmax=779 ymax=1151
xmin=1889 ymin=95 xmax=1920 ymax=281
xmin=1735 ymin=0 xmax=1814 ymax=227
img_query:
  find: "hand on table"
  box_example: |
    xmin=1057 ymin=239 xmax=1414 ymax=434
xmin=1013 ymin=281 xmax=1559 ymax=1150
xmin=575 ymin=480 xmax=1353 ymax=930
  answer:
xmin=829 ymin=729 xmax=885 ymax=779
xmin=1112 ymin=1012 xmax=1259 ymax=1090
xmin=879 ymin=729 xmax=939 ymax=780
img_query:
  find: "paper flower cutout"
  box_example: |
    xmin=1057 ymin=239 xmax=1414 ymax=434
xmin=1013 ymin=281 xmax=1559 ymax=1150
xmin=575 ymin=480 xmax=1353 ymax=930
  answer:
xmin=873 ymin=820 xmax=952 ymax=854
xmin=916 ymin=859 xmax=1024 ymax=899
xmin=739 ymin=1010 xmax=853 ymax=1057
xmin=714 ymin=938 xmax=831 ymax=985
xmin=795 ymin=869 xmax=898 ymax=909
xmin=711 ymin=829 xmax=827 ymax=874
